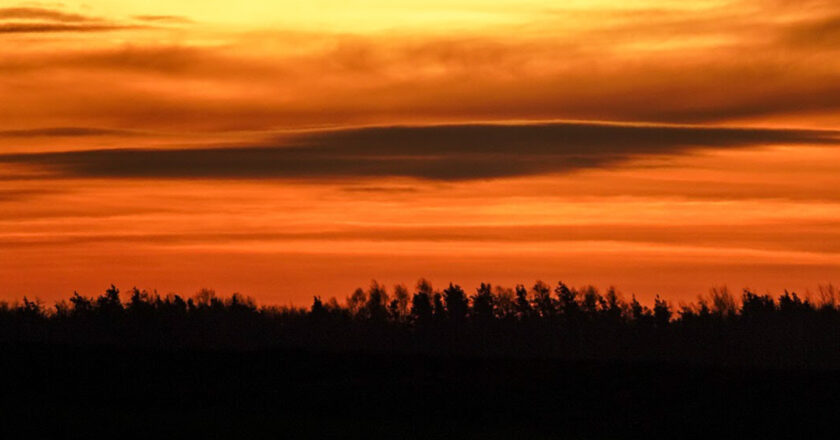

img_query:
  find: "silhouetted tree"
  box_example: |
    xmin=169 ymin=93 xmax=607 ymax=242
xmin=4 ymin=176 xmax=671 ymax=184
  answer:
xmin=741 ymin=289 xmax=775 ymax=317
xmin=2 ymin=278 xmax=840 ymax=368
xmin=411 ymin=279 xmax=434 ymax=324
xmin=556 ymin=282 xmax=579 ymax=319
xmin=602 ymin=287 xmax=624 ymax=323
xmin=432 ymin=292 xmax=446 ymax=322
xmin=70 ymin=291 xmax=93 ymax=316
xmin=389 ymin=284 xmax=410 ymax=321
xmin=817 ymin=284 xmax=837 ymax=310
xmin=493 ymin=286 xmax=516 ymax=320
xmin=708 ymin=286 xmax=737 ymax=317
xmin=653 ymin=295 xmax=671 ymax=328
xmin=19 ymin=297 xmax=44 ymax=320
xmin=347 ymin=288 xmax=367 ymax=317
xmin=472 ymin=283 xmax=494 ymax=323
xmin=629 ymin=295 xmax=649 ymax=321
xmin=779 ymin=290 xmax=809 ymax=314
xmin=514 ymin=284 xmax=532 ymax=320
xmin=532 ymin=281 xmax=555 ymax=318
xmin=580 ymin=286 xmax=600 ymax=317
xmin=444 ymin=283 xmax=468 ymax=324
xmin=310 ymin=296 xmax=326 ymax=320
xmin=96 ymin=284 xmax=122 ymax=315
xmin=363 ymin=281 xmax=389 ymax=321
xmin=411 ymin=292 xmax=433 ymax=324
xmin=193 ymin=288 xmax=218 ymax=308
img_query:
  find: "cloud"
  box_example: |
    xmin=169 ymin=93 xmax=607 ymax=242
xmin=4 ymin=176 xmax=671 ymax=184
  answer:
xmin=0 ymin=187 xmax=57 ymax=202
xmin=784 ymin=14 xmax=840 ymax=47
xmin=2 ymin=26 xmax=840 ymax=131
xmin=0 ymin=127 xmax=130 ymax=137
xmin=1 ymin=121 xmax=837 ymax=181
xmin=132 ymin=15 xmax=192 ymax=24
xmin=0 ymin=6 xmax=140 ymax=34
xmin=0 ymin=45 xmax=261 ymax=77
xmin=1 ymin=3 xmax=840 ymax=131
xmin=0 ymin=23 xmax=132 ymax=33
xmin=0 ymin=7 xmax=94 ymax=22
xmin=342 ymin=186 xmax=419 ymax=194
xmin=4 ymin=222 xmax=840 ymax=254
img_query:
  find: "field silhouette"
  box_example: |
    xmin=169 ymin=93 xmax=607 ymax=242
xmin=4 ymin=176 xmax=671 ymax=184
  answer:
xmin=2 ymin=280 xmax=839 ymax=437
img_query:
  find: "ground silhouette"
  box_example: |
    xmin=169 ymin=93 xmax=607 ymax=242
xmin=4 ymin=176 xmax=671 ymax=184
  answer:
xmin=2 ymin=280 xmax=839 ymax=437
xmin=3 ymin=280 xmax=840 ymax=367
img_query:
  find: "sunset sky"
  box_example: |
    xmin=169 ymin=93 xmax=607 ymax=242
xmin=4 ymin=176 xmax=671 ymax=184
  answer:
xmin=2 ymin=0 xmax=840 ymax=305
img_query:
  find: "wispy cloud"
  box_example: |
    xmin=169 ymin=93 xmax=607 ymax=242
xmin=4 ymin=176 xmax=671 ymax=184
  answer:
xmin=132 ymin=15 xmax=193 ymax=24
xmin=0 ymin=127 xmax=130 ymax=137
xmin=0 ymin=6 xmax=142 ymax=34
xmin=5 ymin=222 xmax=840 ymax=255
xmin=2 ymin=9 xmax=840 ymax=130
xmin=0 ymin=7 xmax=95 ymax=22
xmin=0 ymin=187 xmax=56 ymax=202
xmin=783 ymin=14 xmax=840 ymax=48
xmin=0 ymin=22 xmax=134 ymax=33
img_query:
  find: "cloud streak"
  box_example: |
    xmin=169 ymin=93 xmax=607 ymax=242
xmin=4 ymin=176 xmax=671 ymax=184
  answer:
xmin=4 ymin=222 xmax=840 ymax=253
xmin=0 ymin=7 xmax=95 ymax=22
xmin=132 ymin=15 xmax=193 ymax=24
xmin=0 ymin=23 xmax=133 ymax=33
xmin=2 ymin=122 xmax=837 ymax=181
xmin=2 ymin=2 xmax=840 ymax=131
xmin=2 ymin=27 xmax=839 ymax=130
xmin=784 ymin=14 xmax=840 ymax=47
xmin=0 ymin=6 xmax=142 ymax=34
xmin=0 ymin=127 xmax=130 ymax=138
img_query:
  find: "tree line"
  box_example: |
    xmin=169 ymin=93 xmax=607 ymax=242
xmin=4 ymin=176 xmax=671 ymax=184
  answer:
xmin=2 ymin=280 xmax=839 ymax=367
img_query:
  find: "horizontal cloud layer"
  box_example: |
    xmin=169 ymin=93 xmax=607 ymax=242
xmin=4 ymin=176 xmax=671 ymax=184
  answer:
xmin=1 ymin=2 xmax=840 ymax=133
xmin=132 ymin=15 xmax=192 ymax=23
xmin=5 ymin=222 xmax=840 ymax=253
xmin=0 ymin=127 xmax=131 ymax=138
xmin=2 ymin=122 xmax=837 ymax=180
xmin=0 ymin=23 xmax=132 ymax=33
xmin=0 ymin=7 xmax=96 ymax=22
xmin=0 ymin=6 xmax=161 ymax=34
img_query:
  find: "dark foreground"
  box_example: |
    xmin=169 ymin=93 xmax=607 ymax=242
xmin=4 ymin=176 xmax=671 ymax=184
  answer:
xmin=2 ymin=344 xmax=838 ymax=438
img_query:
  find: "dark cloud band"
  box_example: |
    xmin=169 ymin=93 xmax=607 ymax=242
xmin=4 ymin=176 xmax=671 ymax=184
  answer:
xmin=0 ymin=7 xmax=94 ymax=23
xmin=0 ymin=127 xmax=130 ymax=138
xmin=1 ymin=121 xmax=837 ymax=181
xmin=0 ymin=23 xmax=132 ymax=33
xmin=0 ymin=6 xmax=144 ymax=34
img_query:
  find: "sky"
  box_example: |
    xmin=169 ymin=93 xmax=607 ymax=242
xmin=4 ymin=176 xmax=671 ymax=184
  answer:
xmin=1 ymin=0 xmax=840 ymax=305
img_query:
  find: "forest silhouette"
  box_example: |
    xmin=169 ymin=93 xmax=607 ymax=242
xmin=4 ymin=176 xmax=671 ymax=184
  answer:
xmin=3 ymin=279 xmax=840 ymax=368
xmin=3 ymin=280 xmax=840 ymax=437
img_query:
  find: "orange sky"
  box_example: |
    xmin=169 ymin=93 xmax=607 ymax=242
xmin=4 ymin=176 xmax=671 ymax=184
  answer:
xmin=1 ymin=0 xmax=839 ymax=305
